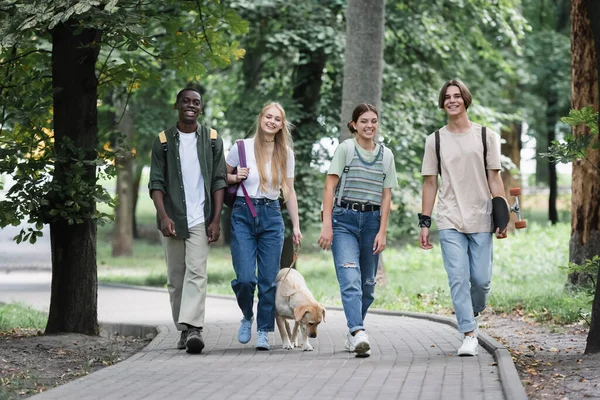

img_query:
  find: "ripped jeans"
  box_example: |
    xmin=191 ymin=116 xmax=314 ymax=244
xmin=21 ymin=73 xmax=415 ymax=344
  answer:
xmin=331 ymin=205 xmax=381 ymax=333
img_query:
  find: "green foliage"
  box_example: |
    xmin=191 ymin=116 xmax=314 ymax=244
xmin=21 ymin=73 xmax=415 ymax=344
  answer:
xmin=0 ymin=0 xmax=248 ymax=241
xmin=0 ymin=127 xmax=119 ymax=242
xmin=541 ymin=106 xmax=600 ymax=169
xmin=561 ymin=255 xmax=600 ymax=298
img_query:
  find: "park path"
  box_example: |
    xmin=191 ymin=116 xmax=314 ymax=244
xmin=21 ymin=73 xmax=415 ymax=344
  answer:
xmin=0 ymin=226 xmax=525 ymax=399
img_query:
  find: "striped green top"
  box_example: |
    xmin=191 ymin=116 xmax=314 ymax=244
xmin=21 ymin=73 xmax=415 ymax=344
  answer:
xmin=336 ymin=147 xmax=384 ymax=205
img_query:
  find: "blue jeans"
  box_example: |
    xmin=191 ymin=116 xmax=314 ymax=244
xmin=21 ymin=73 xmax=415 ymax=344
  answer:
xmin=331 ymin=206 xmax=380 ymax=333
xmin=438 ymin=229 xmax=493 ymax=333
xmin=230 ymin=197 xmax=284 ymax=332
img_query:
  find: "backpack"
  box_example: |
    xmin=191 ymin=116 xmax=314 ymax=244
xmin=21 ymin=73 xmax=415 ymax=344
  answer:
xmin=334 ymin=139 xmax=393 ymax=207
xmin=224 ymin=140 xmax=256 ymax=217
xmin=435 ymin=126 xmax=487 ymax=177
xmin=158 ymin=127 xmax=218 ymax=151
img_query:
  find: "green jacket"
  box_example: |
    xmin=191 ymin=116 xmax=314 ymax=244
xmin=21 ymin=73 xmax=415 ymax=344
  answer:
xmin=148 ymin=124 xmax=227 ymax=238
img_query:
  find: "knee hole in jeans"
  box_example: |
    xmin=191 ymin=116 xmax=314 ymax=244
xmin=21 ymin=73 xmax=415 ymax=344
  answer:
xmin=365 ymin=278 xmax=376 ymax=286
xmin=342 ymin=262 xmax=358 ymax=268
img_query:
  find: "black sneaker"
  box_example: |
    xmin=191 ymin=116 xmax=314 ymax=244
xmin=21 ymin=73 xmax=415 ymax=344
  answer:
xmin=186 ymin=328 xmax=205 ymax=354
xmin=177 ymin=330 xmax=188 ymax=350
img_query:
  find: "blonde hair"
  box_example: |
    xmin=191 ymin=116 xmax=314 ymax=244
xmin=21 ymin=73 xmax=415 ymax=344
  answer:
xmin=253 ymin=102 xmax=294 ymax=200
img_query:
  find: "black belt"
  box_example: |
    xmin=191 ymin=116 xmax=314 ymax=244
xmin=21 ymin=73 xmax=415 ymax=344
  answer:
xmin=340 ymin=202 xmax=380 ymax=212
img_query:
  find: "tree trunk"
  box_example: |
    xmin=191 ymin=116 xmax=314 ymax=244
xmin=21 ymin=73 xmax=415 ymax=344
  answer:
xmin=46 ymin=22 xmax=100 ymax=335
xmin=535 ymin=135 xmax=550 ymax=186
xmin=339 ymin=0 xmax=386 ymax=141
xmin=569 ymin=0 xmax=600 ymax=284
xmin=583 ymin=0 xmax=600 ymax=355
xmin=111 ymin=93 xmax=135 ymax=257
xmin=500 ymin=121 xmax=522 ymax=230
xmin=339 ymin=0 xmax=386 ymax=283
xmin=547 ymin=92 xmax=559 ymax=225
xmin=571 ymin=0 xmax=600 ymax=354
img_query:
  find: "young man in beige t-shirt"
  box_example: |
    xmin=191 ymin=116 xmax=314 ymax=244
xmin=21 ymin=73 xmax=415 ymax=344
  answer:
xmin=419 ymin=79 xmax=507 ymax=356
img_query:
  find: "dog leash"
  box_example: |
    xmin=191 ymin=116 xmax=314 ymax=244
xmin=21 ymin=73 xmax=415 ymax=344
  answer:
xmin=281 ymin=242 xmax=301 ymax=283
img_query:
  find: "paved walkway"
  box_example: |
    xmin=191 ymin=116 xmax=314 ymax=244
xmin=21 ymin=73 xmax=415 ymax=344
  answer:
xmin=0 ymin=226 xmax=526 ymax=400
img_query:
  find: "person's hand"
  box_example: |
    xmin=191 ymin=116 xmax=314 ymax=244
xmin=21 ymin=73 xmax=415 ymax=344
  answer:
xmin=236 ymin=167 xmax=250 ymax=182
xmin=419 ymin=227 xmax=433 ymax=250
xmin=207 ymin=221 xmax=221 ymax=243
xmin=318 ymin=225 xmax=333 ymax=251
xmin=372 ymin=232 xmax=386 ymax=255
xmin=495 ymin=226 xmax=507 ymax=239
xmin=160 ymin=216 xmax=176 ymax=237
xmin=292 ymin=226 xmax=303 ymax=246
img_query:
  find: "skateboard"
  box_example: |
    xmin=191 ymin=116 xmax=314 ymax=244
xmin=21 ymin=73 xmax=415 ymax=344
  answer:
xmin=492 ymin=187 xmax=527 ymax=238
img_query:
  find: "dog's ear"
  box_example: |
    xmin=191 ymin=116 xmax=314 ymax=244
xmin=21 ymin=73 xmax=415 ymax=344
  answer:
xmin=321 ymin=306 xmax=326 ymax=323
xmin=294 ymin=305 xmax=308 ymax=323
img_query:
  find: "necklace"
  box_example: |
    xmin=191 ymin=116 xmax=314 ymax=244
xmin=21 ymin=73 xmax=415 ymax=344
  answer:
xmin=264 ymin=139 xmax=274 ymax=143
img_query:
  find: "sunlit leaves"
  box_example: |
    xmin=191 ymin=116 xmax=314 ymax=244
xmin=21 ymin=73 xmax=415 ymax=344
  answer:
xmin=542 ymin=107 xmax=600 ymax=169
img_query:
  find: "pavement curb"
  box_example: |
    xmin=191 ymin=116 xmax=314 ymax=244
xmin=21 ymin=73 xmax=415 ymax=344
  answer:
xmin=364 ymin=309 xmax=528 ymax=400
xmin=99 ymin=283 xmax=527 ymax=400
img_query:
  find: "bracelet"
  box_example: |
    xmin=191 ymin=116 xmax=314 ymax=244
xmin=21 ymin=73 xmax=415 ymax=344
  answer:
xmin=418 ymin=213 xmax=432 ymax=228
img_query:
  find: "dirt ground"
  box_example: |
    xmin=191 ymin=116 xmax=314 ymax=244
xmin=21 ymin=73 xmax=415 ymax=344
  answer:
xmin=483 ymin=312 xmax=600 ymax=399
xmin=0 ymin=314 xmax=599 ymax=399
xmin=0 ymin=329 xmax=151 ymax=399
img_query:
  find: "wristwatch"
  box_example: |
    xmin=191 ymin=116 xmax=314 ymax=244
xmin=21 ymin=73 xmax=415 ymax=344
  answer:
xmin=418 ymin=213 xmax=431 ymax=228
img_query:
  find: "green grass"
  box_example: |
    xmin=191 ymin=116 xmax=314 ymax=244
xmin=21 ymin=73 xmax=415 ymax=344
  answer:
xmin=0 ymin=303 xmax=47 ymax=332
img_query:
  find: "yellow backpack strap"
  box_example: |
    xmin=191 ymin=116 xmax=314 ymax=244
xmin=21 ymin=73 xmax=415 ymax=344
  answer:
xmin=158 ymin=131 xmax=167 ymax=152
xmin=210 ymin=128 xmax=217 ymax=148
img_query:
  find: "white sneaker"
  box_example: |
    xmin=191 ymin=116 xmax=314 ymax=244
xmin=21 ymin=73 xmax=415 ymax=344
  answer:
xmin=356 ymin=349 xmax=371 ymax=358
xmin=457 ymin=335 xmax=479 ymax=356
xmin=352 ymin=331 xmax=371 ymax=356
xmin=344 ymin=332 xmax=355 ymax=352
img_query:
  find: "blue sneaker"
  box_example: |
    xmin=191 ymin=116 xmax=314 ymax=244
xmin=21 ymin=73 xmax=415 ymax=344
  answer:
xmin=255 ymin=330 xmax=270 ymax=350
xmin=238 ymin=317 xmax=253 ymax=344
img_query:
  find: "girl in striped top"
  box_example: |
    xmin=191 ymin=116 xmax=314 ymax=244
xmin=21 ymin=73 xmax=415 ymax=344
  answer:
xmin=318 ymin=103 xmax=398 ymax=357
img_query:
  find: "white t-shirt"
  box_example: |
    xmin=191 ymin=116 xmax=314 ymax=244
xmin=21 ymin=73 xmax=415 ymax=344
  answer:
xmin=178 ymin=131 xmax=205 ymax=228
xmin=226 ymin=138 xmax=295 ymax=200
xmin=421 ymin=123 xmax=501 ymax=233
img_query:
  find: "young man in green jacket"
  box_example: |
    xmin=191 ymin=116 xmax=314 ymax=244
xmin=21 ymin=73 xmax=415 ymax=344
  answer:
xmin=148 ymin=88 xmax=227 ymax=354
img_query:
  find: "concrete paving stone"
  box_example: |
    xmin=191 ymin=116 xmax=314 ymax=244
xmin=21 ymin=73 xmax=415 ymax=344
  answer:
xmin=0 ymin=267 xmax=526 ymax=400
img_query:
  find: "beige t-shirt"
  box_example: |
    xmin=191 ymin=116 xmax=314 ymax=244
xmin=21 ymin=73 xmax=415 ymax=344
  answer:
xmin=421 ymin=123 xmax=501 ymax=233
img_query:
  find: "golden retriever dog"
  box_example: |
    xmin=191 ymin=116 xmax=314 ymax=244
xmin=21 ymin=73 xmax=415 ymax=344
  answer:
xmin=275 ymin=268 xmax=326 ymax=351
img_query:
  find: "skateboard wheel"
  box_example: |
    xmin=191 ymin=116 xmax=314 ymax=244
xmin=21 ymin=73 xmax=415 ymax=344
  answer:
xmin=509 ymin=187 xmax=521 ymax=196
xmin=515 ymin=220 xmax=527 ymax=229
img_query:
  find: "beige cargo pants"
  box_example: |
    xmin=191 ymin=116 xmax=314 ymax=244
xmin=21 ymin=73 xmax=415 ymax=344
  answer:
xmin=162 ymin=223 xmax=209 ymax=330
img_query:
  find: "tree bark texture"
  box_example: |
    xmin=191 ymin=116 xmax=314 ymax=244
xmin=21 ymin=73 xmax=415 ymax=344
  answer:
xmin=571 ymin=0 xmax=600 ymax=354
xmin=339 ymin=0 xmax=386 ymax=140
xmin=500 ymin=121 xmax=522 ymax=230
xmin=111 ymin=93 xmax=135 ymax=257
xmin=582 ymin=0 xmax=600 ymax=355
xmin=547 ymin=92 xmax=559 ymax=224
xmin=46 ymin=22 xmax=101 ymax=335
xmin=570 ymin=0 xmax=600 ymax=280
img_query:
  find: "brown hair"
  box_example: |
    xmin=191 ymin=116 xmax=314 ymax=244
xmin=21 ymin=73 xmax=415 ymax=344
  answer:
xmin=253 ymin=102 xmax=294 ymax=200
xmin=438 ymin=79 xmax=472 ymax=110
xmin=347 ymin=103 xmax=379 ymax=133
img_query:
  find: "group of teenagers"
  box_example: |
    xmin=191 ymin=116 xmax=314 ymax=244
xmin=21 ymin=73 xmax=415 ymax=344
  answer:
xmin=148 ymin=78 xmax=508 ymax=358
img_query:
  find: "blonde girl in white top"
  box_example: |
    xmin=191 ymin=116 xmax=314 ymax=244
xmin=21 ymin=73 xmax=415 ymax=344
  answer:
xmin=225 ymin=102 xmax=302 ymax=350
